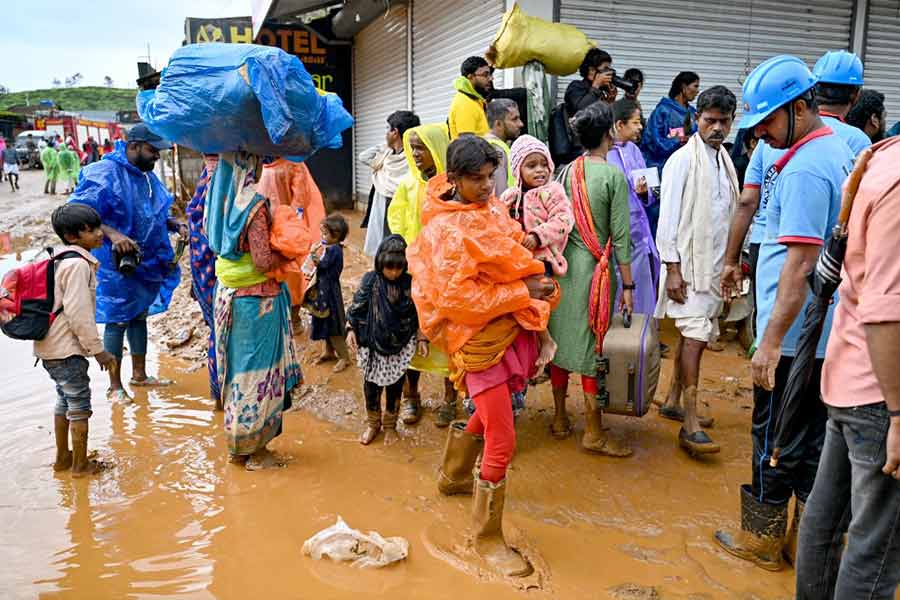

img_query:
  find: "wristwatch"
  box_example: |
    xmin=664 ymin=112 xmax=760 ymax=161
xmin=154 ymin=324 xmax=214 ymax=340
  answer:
xmin=621 ymin=282 xmax=636 ymax=291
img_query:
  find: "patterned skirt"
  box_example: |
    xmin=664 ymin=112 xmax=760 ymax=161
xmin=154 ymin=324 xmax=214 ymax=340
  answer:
xmin=215 ymin=283 xmax=302 ymax=456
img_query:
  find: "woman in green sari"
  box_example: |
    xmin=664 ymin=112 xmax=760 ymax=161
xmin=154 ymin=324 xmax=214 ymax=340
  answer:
xmin=548 ymin=103 xmax=636 ymax=457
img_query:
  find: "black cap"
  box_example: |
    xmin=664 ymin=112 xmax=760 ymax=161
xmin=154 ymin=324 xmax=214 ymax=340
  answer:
xmin=127 ymin=123 xmax=173 ymax=150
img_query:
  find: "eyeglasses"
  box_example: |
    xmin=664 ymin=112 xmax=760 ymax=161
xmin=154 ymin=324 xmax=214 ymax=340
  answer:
xmin=475 ymin=70 xmax=494 ymax=79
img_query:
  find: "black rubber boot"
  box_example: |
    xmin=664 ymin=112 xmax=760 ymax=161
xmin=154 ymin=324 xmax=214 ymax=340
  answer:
xmin=714 ymin=484 xmax=789 ymax=571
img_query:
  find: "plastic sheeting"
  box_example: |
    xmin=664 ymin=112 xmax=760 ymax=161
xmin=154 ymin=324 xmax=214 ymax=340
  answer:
xmin=302 ymin=516 xmax=410 ymax=568
xmin=137 ymin=43 xmax=353 ymax=159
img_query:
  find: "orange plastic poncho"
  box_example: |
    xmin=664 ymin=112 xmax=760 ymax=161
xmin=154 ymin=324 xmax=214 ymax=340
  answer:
xmin=407 ymin=174 xmax=558 ymax=355
xmin=257 ymin=159 xmax=326 ymax=305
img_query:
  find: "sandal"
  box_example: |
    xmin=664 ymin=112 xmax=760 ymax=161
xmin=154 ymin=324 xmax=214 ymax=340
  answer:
xmin=658 ymin=405 xmax=715 ymax=428
xmin=129 ymin=376 xmax=173 ymax=387
xmin=106 ymin=389 xmax=133 ymax=403
xmin=550 ymin=414 xmax=572 ymax=440
xmin=582 ymin=434 xmax=633 ymax=457
xmin=679 ymin=428 xmax=721 ymax=456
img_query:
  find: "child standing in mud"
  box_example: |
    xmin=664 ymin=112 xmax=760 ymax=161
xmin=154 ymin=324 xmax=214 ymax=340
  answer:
xmin=35 ymin=205 xmax=116 ymax=477
xmin=346 ymin=235 xmax=425 ymax=446
xmin=408 ymin=135 xmax=558 ymax=578
xmin=309 ymin=213 xmax=351 ymax=373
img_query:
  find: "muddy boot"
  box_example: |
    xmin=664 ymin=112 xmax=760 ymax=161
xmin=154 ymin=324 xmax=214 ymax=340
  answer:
xmin=434 ymin=380 xmax=457 ymax=428
xmin=550 ymin=386 xmax=572 ymax=440
xmin=382 ymin=409 xmax=399 ymax=445
xmin=400 ymin=394 xmax=421 ymax=425
xmin=582 ymin=394 xmax=632 ymax=457
xmin=471 ymin=477 xmax=533 ymax=578
xmin=714 ymin=484 xmax=789 ymax=571
xmin=437 ymin=421 xmax=483 ymax=496
xmin=359 ymin=410 xmax=381 ymax=445
xmin=53 ymin=414 xmax=72 ymax=471
xmin=782 ymin=498 xmax=805 ymax=567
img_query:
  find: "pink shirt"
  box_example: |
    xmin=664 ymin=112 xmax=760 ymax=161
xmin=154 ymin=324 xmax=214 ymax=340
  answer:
xmin=822 ymin=138 xmax=900 ymax=407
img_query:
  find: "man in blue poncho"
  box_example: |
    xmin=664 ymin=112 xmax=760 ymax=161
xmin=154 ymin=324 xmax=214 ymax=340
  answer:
xmin=69 ymin=124 xmax=184 ymax=402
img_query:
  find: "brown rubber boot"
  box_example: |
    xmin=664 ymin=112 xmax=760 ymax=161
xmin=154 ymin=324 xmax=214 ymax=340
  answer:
xmin=581 ymin=393 xmax=632 ymax=457
xmin=550 ymin=386 xmax=572 ymax=439
xmin=437 ymin=420 xmax=483 ymax=496
xmin=382 ymin=409 xmax=400 ymax=445
xmin=434 ymin=379 xmax=457 ymax=428
xmin=359 ymin=410 xmax=381 ymax=445
xmin=53 ymin=414 xmax=72 ymax=471
xmin=782 ymin=498 xmax=805 ymax=567
xmin=400 ymin=394 xmax=421 ymax=425
xmin=471 ymin=477 xmax=533 ymax=578
xmin=714 ymin=484 xmax=789 ymax=571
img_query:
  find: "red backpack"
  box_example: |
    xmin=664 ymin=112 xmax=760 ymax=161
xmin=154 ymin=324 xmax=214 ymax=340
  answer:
xmin=0 ymin=249 xmax=86 ymax=340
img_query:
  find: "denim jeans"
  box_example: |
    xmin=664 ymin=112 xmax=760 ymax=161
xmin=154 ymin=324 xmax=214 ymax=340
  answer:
xmin=103 ymin=312 xmax=148 ymax=360
xmin=795 ymin=402 xmax=900 ymax=599
xmin=42 ymin=355 xmax=92 ymax=420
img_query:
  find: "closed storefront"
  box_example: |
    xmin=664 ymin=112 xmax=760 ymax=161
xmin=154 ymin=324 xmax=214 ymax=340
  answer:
xmin=556 ymin=0 xmax=854 ymax=124
xmin=353 ymin=5 xmax=410 ymax=200
xmin=864 ymin=0 xmax=900 ymax=126
xmin=411 ymin=0 xmax=504 ymax=125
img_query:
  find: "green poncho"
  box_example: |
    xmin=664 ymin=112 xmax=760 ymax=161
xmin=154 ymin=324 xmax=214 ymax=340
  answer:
xmin=57 ymin=147 xmax=80 ymax=181
xmin=40 ymin=146 xmax=60 ymax=181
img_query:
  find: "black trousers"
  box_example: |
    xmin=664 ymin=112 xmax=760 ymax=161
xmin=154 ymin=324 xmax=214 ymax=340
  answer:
xmin=364 ymin=379 xmax=404 ymax=413
xmin=751 ymin=355 xmax=828 ymax=505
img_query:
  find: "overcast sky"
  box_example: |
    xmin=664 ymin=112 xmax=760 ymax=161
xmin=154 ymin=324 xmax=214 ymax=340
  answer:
xmin=2 ymin=0 xmax=253 ymax=91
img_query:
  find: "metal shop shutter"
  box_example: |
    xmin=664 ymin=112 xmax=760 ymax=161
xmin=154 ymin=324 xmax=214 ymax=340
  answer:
xmin=557 ymin=0 xmax=853 ymax=126
xmin=411 ymin=0 xmax=504 ymax=126
xmin=353 ymin=5 xmax=409 ymax=200
xmin=865 ymin=0 xmax=900 ymax=127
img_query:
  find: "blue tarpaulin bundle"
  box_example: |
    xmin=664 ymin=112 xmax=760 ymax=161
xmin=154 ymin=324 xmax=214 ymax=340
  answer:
xmin=137 ymin=43 xmax=353 ymax=159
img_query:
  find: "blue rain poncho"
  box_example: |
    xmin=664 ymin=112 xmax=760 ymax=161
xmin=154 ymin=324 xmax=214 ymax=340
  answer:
xmin=69 ymin=141 xmax=179 ymax=323
xmin=641 ymin=97 xmax=697 ymax=170
xmin=137 ymin=43 xmax=353 ymax=159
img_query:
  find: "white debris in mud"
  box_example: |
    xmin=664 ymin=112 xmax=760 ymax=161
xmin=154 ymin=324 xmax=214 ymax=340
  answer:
xmin=302 ymin=515 xmax=409 ymax=568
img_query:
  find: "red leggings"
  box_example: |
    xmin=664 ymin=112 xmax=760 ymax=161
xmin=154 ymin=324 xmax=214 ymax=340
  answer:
xmin=464 ymin=383 xmax=515 ymax=483
xmin=549 ymin=365 xmax=598 ymax=395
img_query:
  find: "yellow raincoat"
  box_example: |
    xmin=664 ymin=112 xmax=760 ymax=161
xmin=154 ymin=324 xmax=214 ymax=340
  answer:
xmin=387 ymin=123 xmax=450 ymax=244
xmin=386 ymin=123 xmax=451 ymax=376
xmin=448 ymin=76 xmax=489 ymax=139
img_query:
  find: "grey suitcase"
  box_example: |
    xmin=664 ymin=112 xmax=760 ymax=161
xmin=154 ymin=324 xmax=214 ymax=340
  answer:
xmin=595 ymin=312 xmax=661 ymax=417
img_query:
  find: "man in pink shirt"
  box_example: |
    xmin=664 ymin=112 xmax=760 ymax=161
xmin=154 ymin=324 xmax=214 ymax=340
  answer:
xmin=795 ymin=137 xmax=900 ymax=599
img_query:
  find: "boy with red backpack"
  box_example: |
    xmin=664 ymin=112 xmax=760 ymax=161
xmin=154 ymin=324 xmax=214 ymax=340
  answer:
xmin=30 ymin=205 xmax=115 ymax=477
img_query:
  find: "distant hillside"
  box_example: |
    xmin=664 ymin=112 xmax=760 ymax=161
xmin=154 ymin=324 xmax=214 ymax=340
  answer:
xmin=0 ymin=87 xmax=138 ymax=112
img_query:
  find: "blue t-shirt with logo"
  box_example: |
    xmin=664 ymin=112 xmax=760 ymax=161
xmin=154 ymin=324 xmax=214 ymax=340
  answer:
xmin=822 ymin=115 xmax=871 ymax=157
xmin=744 ymin=141 xmax=787 ymax=244
xmin=755 ymin=130 xmax=853 ymax=358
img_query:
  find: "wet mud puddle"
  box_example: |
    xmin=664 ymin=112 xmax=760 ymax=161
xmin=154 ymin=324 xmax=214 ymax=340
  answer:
xmin=0 ymin=236 xmax=810 ymax=599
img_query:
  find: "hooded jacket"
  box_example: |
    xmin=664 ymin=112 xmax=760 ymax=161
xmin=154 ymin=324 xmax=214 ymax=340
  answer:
xmin=387 ymin=123 xmax=450 ymax=243
xmin=448 ymin=76 xmax=489 ymax=139
xmin=641 ymin=97 xmax=697 ymax=170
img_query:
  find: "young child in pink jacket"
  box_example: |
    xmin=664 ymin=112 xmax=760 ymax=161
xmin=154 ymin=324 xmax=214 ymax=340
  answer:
xmin=499 ymin=135 xmax=574 ymax=276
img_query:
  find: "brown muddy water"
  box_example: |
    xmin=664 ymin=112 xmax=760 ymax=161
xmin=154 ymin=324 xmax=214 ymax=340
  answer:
xmin=0 ymin=171 xmax=804 ymax=599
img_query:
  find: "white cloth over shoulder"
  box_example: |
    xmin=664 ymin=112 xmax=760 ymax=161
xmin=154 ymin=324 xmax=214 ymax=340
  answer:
xmin=654 ymin=134 xmax=738 ymax=320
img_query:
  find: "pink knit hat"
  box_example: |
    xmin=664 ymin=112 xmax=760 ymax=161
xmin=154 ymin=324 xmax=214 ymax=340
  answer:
xmin=508 ymin=134 xmax=555 ymax=190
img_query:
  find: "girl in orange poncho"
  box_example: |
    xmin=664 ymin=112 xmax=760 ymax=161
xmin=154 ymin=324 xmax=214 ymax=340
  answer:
xmin=407 ymin=136 xmax=558 ymax=578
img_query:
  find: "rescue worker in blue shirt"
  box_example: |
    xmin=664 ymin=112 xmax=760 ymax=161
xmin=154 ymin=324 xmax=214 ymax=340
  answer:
xmin=714 ymin=55 xmax=854 ymax=573
xmin=812 ymin=50 xmax=872 ymax=157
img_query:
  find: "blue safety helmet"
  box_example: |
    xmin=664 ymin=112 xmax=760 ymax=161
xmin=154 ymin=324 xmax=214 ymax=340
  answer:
xmin=739 ymin=55 xmax=818 ymax=129
xmin=813 ymin=50 xmax=864 ymax=86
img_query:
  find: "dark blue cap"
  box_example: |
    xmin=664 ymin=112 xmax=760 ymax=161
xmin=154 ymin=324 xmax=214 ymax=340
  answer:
xmin=127 ymin=123 xmax=173 ymax=150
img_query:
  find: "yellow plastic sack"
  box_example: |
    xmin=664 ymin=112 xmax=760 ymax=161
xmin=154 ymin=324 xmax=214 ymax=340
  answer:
xmin=487 ymin=3 xmax=594 ymax=76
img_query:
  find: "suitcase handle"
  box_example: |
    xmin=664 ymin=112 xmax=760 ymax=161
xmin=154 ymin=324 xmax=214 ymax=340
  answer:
xmin=622 ymin=308 xmax=632 ymax=329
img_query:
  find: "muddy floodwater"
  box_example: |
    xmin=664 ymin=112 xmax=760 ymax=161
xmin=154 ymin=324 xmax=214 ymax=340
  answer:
xmin=0 ymin=170 xmax=809 ymax=599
